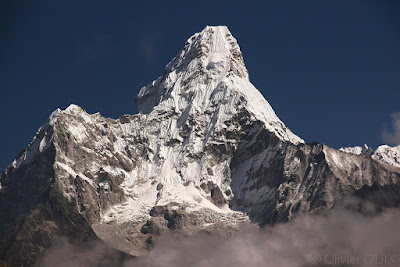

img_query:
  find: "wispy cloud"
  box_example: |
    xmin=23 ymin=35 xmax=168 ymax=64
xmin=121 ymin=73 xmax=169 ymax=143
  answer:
xmin=382 ymin=112 xmax=400 ymax=145
xmin=140 ymin=36 xmax=158 ymax=64
xmin=40 ymin=198 xmax=400 ymax=267
xmin=129 ymin=205 xmax=400 ymax=267
xmin=39 ymin=200 xmax=400 ymax=267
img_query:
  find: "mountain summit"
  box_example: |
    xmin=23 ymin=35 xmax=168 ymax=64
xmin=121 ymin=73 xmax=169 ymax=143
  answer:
xmin=1 ymin=26 xmax=400 ymax=266
xmin=136 ymin=26 xmax=303 ymax=144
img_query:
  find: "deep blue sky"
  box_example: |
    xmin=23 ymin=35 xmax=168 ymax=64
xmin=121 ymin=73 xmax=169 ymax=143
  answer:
xmin=1 ymin=1 xmax=400 ymax=171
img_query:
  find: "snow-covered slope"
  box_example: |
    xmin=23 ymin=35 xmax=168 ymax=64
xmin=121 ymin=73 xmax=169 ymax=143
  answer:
xmin=372 ymin=145 xmax=400 ymax=167
xmin=1 ymin=26 xmax=400 ymax=265
xmin=340 ymin=144 xmax=400 ymax=168
xmin=339 ymin=144 xmax=373 ymax=156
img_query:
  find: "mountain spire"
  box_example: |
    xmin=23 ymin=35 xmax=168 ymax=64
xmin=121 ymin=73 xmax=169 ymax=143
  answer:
xmin=136 ymin=26 xmax=303 ymax=144
xmin=165 ymin=25 xmax=249 ymax=80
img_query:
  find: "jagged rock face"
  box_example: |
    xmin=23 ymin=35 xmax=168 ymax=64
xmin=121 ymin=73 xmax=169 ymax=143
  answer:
xmin=0 ymin=115 xmax=57 ymax=230
xmin=1 ymin=25 xmax=400 ymax=265
xmin=231 ymin=127 xmax=400 ymax=224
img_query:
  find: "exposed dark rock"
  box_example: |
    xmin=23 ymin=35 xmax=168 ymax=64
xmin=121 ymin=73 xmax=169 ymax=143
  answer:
xmin=140 ymin=220 xmax=161 ymax=235
xmin=164 ymin=210 xmax=185 ymax=230
xmin=211 ymin=186 xmax=226 ymax=207
xmin=150 ymin=206 xmax=166 ymax=217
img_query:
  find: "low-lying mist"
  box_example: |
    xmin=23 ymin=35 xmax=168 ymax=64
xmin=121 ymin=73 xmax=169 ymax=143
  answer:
xmin=40 ymin=200 xmax=400 ymax=267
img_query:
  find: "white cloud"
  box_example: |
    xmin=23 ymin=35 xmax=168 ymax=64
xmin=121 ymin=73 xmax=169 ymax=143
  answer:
xmin=129 ymin=206 xmax=400 ymax=267
xmin=39 ymin=202 xmax=400 ymax=267
xmin=382 ymin=112 xmax=400 ymax=146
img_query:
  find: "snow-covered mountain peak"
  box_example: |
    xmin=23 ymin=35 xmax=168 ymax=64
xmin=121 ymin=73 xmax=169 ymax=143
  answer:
xmin=340 ymin=144 xmax=400 ymax=167
xmin=136 ymin=26 xmax=303 ymax=144
xmin=163 ymin=25 xmax=248 ymax=80
xmin=339 ymin=144 xmax=373 ymax=156
xmin=136 ymin=26 xmax=247 ymax=113
xmin=373 ymin=144 xmax=400 ymax=167
xmin=64 ymin=103 xmax=82 ymax=113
